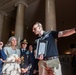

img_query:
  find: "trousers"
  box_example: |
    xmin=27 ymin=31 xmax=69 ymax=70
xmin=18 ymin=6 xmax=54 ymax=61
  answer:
xmin=38 ymin=58 xmax=62 ymax=75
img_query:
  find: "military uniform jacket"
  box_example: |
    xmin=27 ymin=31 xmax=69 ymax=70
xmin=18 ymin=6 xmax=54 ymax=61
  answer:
xmin=20 ymin=49 xmax=32 ymax=70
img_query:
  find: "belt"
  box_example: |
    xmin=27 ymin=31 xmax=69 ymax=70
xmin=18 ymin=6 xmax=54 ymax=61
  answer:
xmin=44 ymin=56 xmax=58 ymax=60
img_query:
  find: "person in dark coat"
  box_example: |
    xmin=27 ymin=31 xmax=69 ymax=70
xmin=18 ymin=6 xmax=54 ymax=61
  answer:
xmin=28 ymin=44 xmax=35 ymax=75
xmin=20 ymin=39 xmax=32 ymax=75
xmin=33 ymin=59 xmax=39 ymax=75
xmin=0 ymin=42 xmax=7 ymax=75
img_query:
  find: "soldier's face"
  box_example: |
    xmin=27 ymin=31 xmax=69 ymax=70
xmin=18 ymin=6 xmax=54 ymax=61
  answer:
xmin=21 ymin=43 xmax=27 ymax=49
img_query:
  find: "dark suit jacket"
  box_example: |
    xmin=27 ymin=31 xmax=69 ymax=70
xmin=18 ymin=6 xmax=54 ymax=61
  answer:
xmin=29 ymin=51 xmax=35 ymax=75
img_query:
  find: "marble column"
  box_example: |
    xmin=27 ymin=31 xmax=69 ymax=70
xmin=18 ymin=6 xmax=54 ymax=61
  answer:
xmin=15 ymin=3 xmax=25 ymax=42
xmin=0 ymin=15 xmax=4 ymax=41
xmin=45 ymin=0 xmax=56 ymax=31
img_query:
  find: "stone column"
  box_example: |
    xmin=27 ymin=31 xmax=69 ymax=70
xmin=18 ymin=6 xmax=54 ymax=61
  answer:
xmin=0 ymin=15 xmax=4 ymax=41
xmin=15 ymin=1 xmax=28 ymax=40
xmin=45 ymin=0 xmax=56 ymax=31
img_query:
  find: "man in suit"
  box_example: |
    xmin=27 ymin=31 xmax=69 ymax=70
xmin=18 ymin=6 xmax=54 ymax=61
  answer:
xmin=20 ymin=39 xmax=32 ymax=75
xmin=28 ymin=44 xmax=35 ymax=75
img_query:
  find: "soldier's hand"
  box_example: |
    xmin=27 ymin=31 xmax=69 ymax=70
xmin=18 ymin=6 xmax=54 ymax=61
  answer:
xmin=24 ymin=68 xmax=28 ymax=73
xmin=21 ymin=68 xmax=28 ymax=73
xmin=21 ymin=68 xmax=25 ymax=73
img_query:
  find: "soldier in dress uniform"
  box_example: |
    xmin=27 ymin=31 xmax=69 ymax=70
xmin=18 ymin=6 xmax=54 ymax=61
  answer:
xmin=20 ymin=39 xmax=32 ymax=75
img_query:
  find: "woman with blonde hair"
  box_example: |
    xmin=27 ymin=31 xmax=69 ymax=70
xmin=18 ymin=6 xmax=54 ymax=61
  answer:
xmin=2 ymin=36 xmax=21 ymax=75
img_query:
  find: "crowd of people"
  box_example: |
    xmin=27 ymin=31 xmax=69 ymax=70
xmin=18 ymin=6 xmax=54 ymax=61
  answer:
xmin=0 ymin=22 xmax=76 ymax=75
xmin=0 ymin=37 xmax=39 ymax=75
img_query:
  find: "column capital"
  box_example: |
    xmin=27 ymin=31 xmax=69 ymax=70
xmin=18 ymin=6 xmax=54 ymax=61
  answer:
xmin=15 ymin=1 xmax=28 ymax=7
